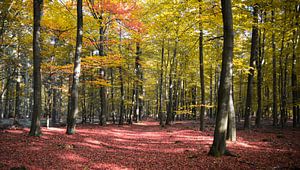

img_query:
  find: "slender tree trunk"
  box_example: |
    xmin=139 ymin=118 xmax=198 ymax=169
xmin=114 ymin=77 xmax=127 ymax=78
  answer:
xmin=281 ymin=52 xmax=288 ymax=128
xmin=29 ymin=0 xmax=44 ymax=136
xmin=292 ymin=30 xmax=298 ymax=128
xmin=192 ymin=86 xmax=197 ymax=119
xmin=209 ymin=0 xmax=234 ymax=157
xmin=66 ymin=0 xmax=83 ymax=135
xmin=110 ymin=69 xmax=115 ymax=124
xmin=134 ymin=42 xmax=142 ymax=122
xmin=209 ymin=63 xmax=213 ymax=119
xmin=81 ymin=74 xmax=86 ymax=123
xmin=99 ymin=13 xmax=107 ymax=126
xmin=159 ymin=40 xmax=165 ymax=126
xmin=166 ymin=39 xmax=178 ymax=125
xmin=279 ymin=29 xmax=286 ymax=128
xmin=271 ymin=9 xmax=278 ymax=126
xmin=227 ymin=82 xmax=236 ymax=141
xmin=244 ymin=5 xmax=258 ymax=129
xmin=199 ymin=0 xmax=206 ymax=131
xmin=238 ymin=70 xmax=243 ymax=122
xmin=15 ymin=73 xmax=21 ymax=119
xmin=256 ymin=12 xmax=265 ymax=128
xmin=119 ymin=67 xmax=125 ymax=125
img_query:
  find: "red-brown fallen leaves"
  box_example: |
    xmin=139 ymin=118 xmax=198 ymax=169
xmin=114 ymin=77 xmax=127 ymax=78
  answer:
xmin=0 ymin=121 xmax=299 ymax=170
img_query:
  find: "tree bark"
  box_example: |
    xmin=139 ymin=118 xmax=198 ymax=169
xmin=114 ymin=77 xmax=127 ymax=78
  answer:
xmin=292 ymin=29 xmax=298 ymax=128
xmin=271 ymin=9 xmax=278 ymax=126
xmin=66 ymin=0 xmax=83 ymax=135
xmin=199 ymin=0 xmax=206 ymax=131
xmin=227 ymin=82 xmax=236 ymax=141
xmin=166 ymin=39 xmax=178 ymax=125
xmin=110 ymin=69 xmax=115 ymax=124
xmin=159 ymin=39 xmax=165 ymax=126
xmin=209 ymin=0 xmax=234 ymax=157
xmin=14 ymin=73 xmax=21 ymax=119
xmin=256 ymin=12 xmax=265 ymax=128
xmin=29 ymin=0 xmax=44 ymax=136
xmin=244 ymin=5 xmax=258 ymax=129
xmin=119 ymin=66 xmax=125 ymax=125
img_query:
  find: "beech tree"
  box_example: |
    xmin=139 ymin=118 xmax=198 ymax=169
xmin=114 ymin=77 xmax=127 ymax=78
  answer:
xmin=66 ymin=0 xmax=83 ymax=135
xmin=209 ymin=0 xmax=234 ymax=156
xmin=29 ymin=0 xmax=44 ymax=136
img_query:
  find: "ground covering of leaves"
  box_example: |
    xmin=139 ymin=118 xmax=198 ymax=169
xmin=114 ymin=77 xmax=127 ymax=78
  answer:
xmin=0 ymin=120 xmax=299 ymax=170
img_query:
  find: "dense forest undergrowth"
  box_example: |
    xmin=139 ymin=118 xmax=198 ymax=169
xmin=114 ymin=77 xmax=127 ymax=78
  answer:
xmin=0 ymin=120 xmax=299 ymax=170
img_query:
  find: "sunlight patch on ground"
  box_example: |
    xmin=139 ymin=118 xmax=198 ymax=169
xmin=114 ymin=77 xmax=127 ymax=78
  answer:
xmin=44 ymin=127 xmax=65 ymax=132
xmin=26 ymin=146 xmax=42 ymax=151
xmin=4 ymin=130 xmax=24 ymax=134
xmin=60 ymin=153 xmax=88 ymax=162
xmin=84 ymin=138 xmax=101 ymax=145
xmin=91 ymin=163 xmax=131 ymax=170
xmin=75 ymin=141 xmax=103 ymax=149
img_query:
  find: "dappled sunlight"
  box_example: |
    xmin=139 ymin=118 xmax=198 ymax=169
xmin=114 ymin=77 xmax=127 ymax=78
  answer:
xmin=75 ymin=141 xmax=103 ymax=149
xmin=26 ymin=146 xmax=42 ymax=151
xmin=1 ymin=120 xmax=299 ymax=169
xmin=4 ymin=129 xmax=24 ymax=134
xmin=91 ymin=163 xmax=131 ymax=170
xmin=84 ymin=137 xmax=101 ymax=145
xmin=60 ymin=153 xmax=88 ymax=162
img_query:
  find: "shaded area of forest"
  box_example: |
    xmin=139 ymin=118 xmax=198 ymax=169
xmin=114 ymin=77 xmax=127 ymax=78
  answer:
xmin=0 ymin=120 xmax=299 ymax=170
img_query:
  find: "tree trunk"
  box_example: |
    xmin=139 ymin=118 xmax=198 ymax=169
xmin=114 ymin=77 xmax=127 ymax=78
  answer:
xmin=244 ymin=5 xmax=258 ymax=129
xmin=192 ymin=86 xmax=197 ymax=119
xmin=119 ymin=67 xmax=125 ymax=125
xmin=159 ymin=39 xmax=165 ymax=126
xmin=279 ymin=28 xmax=286 ymax=128
xmin=110 ymin=68 xmax=115 ymax=124
xmin=133 ymin=42 xmax=142 ymax=122
xmin=256 ymin=12 xmax=265 ymax=128
xmin=66 ymin=0 xmax=83 ymax=135
xmin=227 ymin=81 xmax=236 ymax=141
xmin=209 ymin=0 xmax=234 ymax=157
xmin=271 ymin=9 xmax=278 ymax=126
xmin=29 ymin=0 xmax=44 ymax=136
xmin=209 ymin=64 xmax=213 ymax=119
xmin=292 ymin=30 xmax=298 ymax=128
xmin=99 ymin=13 xmax=107 ymax=126
xmin=199 ymin=0 xmax=206 ymax=131
xmin=52 ymin=84 xmax=58 ymax=124
xmin=166 ymin=39 xmax=177 ymax=125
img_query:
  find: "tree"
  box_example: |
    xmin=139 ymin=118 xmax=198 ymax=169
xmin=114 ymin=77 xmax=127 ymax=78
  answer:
xmin=209 ymin=0 xmax=234 ymax=157
xmin=29 ymin=0 xmax=44 ymax=136
xmin=66 ymin=0 xmax=83 ymax=135
xmin=199 ymin=0 xmax=206 ymax=131
xmin=244 ymin=4 xmax=258 ymax=129
xmin=271 ymin=8 xmax=278 ymax=126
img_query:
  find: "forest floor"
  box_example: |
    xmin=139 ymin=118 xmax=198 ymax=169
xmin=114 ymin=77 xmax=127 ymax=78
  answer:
xmin=0 ymin=120 xmax=300 ymax=170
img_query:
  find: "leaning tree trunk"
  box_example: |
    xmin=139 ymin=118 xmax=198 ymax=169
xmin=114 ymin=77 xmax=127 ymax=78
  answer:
xmin=29 ymin=0 xmax=44 ymax=136
xmin=244 ymin=5 xmax=258 ymax=129
xmin=209 ymin=0 xmax=234 ymax=157
xmin=66 ymin=0 xmax=83 ymax=135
